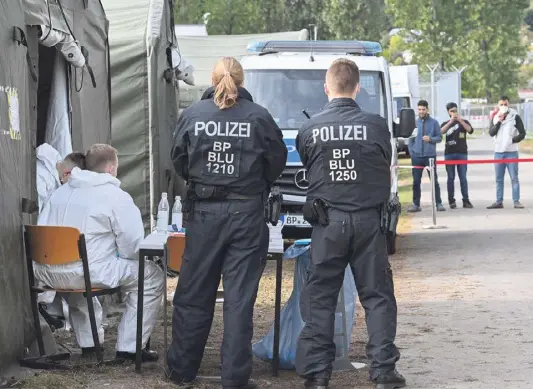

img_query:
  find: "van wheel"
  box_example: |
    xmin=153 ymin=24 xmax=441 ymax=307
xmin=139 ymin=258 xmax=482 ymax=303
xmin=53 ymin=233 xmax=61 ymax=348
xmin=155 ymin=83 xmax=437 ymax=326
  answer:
xmin=386 ymin=231 xmax=396 ymax=255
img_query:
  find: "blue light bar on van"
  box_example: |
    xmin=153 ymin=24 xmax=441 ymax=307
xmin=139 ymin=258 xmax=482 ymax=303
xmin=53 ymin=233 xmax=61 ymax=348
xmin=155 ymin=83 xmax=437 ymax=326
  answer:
xmin=246 ymin=40 xmax=382 ymax=56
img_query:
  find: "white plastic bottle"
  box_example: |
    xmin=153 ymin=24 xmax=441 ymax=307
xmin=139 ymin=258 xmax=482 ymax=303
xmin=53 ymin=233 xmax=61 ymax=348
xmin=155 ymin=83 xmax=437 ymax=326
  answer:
xmin=156 ymin=192 xmax=169 ymax=234
xmin=171 ymin=196 xmax=183 ymax=231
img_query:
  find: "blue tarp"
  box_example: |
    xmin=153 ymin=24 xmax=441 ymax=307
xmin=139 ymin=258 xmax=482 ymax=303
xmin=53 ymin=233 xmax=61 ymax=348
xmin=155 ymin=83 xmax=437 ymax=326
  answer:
xmin=253 ymin=240 xmax=357 ymax=369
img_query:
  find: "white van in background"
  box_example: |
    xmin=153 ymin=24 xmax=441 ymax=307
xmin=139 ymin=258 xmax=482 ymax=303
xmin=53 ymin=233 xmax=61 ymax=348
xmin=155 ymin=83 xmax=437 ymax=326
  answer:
xmin=390 ymin=64 xmax=421 ymax=156
xmin=241 ymin=40 xmax=415 ymax=254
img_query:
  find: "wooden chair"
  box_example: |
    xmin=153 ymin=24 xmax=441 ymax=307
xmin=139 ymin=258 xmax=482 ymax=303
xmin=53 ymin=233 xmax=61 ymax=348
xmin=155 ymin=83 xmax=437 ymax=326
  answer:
xmin=163 ymin=234 xmax=185 ymax=371
xmin=21 ymin=225 xmax=123 ymax=370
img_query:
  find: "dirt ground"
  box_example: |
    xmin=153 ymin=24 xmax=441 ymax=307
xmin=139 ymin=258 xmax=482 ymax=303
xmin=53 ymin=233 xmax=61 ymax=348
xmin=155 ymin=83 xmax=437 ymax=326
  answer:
xmin=12 ymin=135 xmax=533 ymax=388
xmin=15 ymin=256 xmax=385 ymax=389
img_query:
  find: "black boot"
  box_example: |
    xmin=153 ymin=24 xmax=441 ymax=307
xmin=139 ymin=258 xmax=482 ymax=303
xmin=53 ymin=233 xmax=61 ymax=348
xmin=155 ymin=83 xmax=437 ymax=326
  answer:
xmin=116 ymin=348 xmax=158 ymax=362
xmin=38 ymin=302 xmax=65 ymax=331
xmin=167 ymin=371 xmax=196 ymax=387
xmin=304 ymin=378 xmax=329 ymax=389
xmin=463 ymin=200 xmax=473 ymax=208
xmin=223 ymin=379 xmax=258 ymax=389
xmin=373 ymin=369 xmax=406 ymax=389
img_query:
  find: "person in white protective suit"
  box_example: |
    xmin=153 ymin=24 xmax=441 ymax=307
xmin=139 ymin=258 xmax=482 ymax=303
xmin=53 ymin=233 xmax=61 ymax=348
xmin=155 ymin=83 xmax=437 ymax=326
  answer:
xmin=35 ymin=144 xmax=164 ymax=362
xmin=36 ymin=143 xmax=87 ymax=212
xmin=36 ymin=144 xmax=87 ymax=331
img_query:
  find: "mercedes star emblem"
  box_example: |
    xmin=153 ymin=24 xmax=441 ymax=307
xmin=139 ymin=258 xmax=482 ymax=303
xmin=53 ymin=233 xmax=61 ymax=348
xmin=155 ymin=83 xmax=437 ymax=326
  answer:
xmin=294 ymin=168 xmax=309 ymax=190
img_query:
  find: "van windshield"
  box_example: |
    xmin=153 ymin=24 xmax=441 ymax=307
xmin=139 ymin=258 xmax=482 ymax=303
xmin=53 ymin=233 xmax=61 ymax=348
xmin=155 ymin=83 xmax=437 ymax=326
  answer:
xmin=244 ymin=69 xmax=387 ymax=129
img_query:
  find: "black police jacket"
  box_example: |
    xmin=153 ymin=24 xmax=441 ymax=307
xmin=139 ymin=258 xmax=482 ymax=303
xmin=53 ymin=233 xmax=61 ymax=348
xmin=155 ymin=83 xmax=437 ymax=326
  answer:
xmin=296 ymin=98 xmax=392 ymax=212
xmin=171 ymin=87 xmax=288 ymax=195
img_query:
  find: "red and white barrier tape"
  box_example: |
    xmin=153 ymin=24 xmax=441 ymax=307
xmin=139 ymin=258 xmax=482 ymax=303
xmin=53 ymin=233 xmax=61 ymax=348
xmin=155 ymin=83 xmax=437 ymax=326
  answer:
xmin=437 ymin=158 xmax=533 ymax=165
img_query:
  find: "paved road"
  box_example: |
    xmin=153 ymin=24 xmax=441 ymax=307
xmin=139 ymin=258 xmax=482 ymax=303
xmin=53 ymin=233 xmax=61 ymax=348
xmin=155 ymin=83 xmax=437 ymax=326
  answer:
xmin=395 ymin=135 xmax=533 ymax=389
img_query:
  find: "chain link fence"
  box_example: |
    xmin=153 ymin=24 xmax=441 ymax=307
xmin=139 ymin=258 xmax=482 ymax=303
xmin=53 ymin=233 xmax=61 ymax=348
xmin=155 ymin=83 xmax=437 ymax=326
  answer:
xmin=460 ymin=102 xmax=533 ymax=137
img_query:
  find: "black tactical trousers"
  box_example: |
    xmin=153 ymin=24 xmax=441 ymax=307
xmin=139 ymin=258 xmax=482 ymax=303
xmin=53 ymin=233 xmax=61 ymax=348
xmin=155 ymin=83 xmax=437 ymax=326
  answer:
xmin=167 ymin=198 xmax=268 ymax=387
xmin=295 ymin=208 xmax=400 ymax=382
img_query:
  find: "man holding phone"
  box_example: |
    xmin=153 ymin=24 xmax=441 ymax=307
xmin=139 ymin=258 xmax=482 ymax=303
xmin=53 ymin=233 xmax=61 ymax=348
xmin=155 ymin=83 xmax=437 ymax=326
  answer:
xmin=440 ymin=102 xmax=474 ymax=209
xmin=487 ymin=96 xmax=526 ymax=209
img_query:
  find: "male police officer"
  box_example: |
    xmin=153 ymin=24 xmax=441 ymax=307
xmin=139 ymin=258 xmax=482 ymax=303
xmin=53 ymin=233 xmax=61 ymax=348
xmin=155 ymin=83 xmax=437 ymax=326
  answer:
xmin=168 ymin=57 xmax=287 ymax=389
xmin=295 ymin=59 xmax=405 ymax=389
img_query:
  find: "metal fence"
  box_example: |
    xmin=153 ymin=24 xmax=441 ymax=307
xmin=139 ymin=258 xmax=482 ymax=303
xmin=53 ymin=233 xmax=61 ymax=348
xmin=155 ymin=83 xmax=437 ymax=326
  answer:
xmin=460 ymin=102 xmax=533 ymax=135
xmin=419 ymin=71 xmax=462 ymax=125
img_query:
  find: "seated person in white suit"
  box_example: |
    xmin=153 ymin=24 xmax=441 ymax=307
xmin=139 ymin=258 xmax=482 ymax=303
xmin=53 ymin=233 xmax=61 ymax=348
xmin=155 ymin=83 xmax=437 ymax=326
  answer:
xmin=36 ymin=143 xmax=86 ymax=330
xmin=35 ymin=144 xmax=164 ymax=361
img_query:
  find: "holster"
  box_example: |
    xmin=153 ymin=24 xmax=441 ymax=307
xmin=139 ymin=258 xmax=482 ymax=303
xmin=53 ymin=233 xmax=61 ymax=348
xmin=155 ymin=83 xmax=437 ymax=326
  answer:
xmin=380 ymin=203 xmax=388 ymax=233
xmin=264 ymin=186 xmax=283 ymax=225
xmin=302 ymin=198 xmax=329 ymax=226
xmin=182 ymin=185 xmax=196 ymax=222
xmin=380 ymin=197 xmax=401 ymax=234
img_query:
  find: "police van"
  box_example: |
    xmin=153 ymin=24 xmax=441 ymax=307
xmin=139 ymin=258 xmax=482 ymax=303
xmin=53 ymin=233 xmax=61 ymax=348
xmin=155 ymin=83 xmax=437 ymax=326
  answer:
xmin=241 ymin=40 xmax=415 ymax=254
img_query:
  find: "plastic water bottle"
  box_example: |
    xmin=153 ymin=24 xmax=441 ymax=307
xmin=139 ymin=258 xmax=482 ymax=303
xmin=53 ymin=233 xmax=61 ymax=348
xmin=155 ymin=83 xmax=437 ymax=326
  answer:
xmin=172 ymin=196 xmax=183 ymax=231
xmin=156 ymin=192 xmax=169 ymax=234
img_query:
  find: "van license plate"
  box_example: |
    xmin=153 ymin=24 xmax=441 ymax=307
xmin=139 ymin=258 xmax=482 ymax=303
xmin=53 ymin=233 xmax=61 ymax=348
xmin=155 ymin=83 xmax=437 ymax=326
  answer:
xmin=281 ymin=214 xmax=311 ymax=228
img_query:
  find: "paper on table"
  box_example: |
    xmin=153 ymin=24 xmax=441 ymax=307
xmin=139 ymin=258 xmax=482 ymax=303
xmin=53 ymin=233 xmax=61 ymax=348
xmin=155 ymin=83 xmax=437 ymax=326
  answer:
xmin=268 ymin=222 xmax=284 ymax=254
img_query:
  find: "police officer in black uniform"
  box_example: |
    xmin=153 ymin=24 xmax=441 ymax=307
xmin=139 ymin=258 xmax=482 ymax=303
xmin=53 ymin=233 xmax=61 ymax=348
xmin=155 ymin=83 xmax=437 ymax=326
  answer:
xmin=167 ymin=56 xmax=287 ymax=389
xmin=295 ymin=59 xmax=405 ymax=389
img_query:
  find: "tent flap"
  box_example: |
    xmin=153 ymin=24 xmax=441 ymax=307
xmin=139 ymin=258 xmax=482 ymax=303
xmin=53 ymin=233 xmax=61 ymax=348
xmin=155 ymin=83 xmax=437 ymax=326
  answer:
xmin=0 ymin=0 xmax=34 ymax=367
xmin=102 ymin=0 xmax=179 ymax=230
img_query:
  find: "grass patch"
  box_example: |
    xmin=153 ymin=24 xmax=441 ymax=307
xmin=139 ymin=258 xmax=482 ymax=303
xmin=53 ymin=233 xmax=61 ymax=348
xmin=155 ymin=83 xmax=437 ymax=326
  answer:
xmin=396 ymin=154 xmax=413 ymax=234
xmin=397 ymin=182 xmax=413 ymax=234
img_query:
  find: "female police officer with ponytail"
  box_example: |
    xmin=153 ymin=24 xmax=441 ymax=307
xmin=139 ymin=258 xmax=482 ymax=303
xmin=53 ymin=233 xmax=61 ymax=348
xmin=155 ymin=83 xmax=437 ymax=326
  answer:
xmin=167 ymin=57 xmax=287 ymax=389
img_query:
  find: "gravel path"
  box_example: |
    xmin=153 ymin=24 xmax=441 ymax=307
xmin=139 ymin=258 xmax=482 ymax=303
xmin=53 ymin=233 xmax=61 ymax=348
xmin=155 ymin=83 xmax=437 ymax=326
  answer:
xmin=392 ymin=135 xmax=533 ymax=388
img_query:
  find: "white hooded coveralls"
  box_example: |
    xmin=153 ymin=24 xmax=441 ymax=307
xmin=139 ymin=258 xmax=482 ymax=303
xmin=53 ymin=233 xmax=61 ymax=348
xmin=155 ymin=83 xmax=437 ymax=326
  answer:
xmin=36 ymin=143 xmax=68 ymax=319
xmin=36 ymin=143 xmax=62 ymax=213
xmin=35 ymin=168 xmax=164 ymax=352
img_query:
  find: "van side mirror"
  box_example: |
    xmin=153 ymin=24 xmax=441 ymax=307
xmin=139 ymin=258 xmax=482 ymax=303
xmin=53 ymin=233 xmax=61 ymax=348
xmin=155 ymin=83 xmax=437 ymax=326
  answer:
xmin=394 ymin=108 xmax=416 ymax=138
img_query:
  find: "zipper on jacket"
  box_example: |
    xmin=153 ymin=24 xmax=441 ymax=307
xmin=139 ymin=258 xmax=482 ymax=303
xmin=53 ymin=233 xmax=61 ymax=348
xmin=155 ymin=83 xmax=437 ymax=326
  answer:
xmin=421 ymin=119 xmax=425 ymax=155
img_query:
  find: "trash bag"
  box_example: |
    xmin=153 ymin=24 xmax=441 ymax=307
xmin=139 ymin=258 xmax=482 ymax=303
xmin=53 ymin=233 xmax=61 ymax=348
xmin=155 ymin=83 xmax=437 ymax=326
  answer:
xmin=252 ymin=239 xmax=357 ymax=370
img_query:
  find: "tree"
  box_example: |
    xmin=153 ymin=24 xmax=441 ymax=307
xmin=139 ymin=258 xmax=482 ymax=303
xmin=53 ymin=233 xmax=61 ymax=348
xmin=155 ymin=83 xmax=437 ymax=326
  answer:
xmin=174 ymin=0 xmax=262 ymax=35
xmin=283 ymin=0 xmax=326 ymax=37
xmin=386 ymin=0 xmax=529 ymax=101
xmin=463 ymin=0 xmax=529 ymax=100
xmin=259 ymin=0 xmax=288 ymax=33
xmin=382 ymin=35 xmax=409 ymax=65
xmin=174 ymin=0 xmax=204 ymax=24
xmin=321 ymin=0 xmax=390 ymax=41
xmin=525 ymin=9 xmax=533 ymax=31
xmin=519 ymin=63 xmax=533 ymax=88
xmin=202 ymin=0 xmax=262 ymax=35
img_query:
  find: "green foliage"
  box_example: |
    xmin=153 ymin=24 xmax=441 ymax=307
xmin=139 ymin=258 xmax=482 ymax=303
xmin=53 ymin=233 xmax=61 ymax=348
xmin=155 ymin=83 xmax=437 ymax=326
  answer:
xmin=382 ymin=35 xmax=408 ymax=65
xmin=525 ymin=9 xmax=533 ymax=31
xmin=321 ymin=0 xmax=390 ymax=41
xmin=386 ymin=0 xmax=529 ymax=101
xmin=173 ymin=0 xmax=531 ymax=100
xmin=519 ymin=62 xmax=533 ymax=87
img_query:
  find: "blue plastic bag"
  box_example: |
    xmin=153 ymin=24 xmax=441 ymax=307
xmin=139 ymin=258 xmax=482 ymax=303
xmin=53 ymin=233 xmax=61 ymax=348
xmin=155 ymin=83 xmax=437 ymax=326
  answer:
xmin=252 ymin=240 xmax=357 ymax=369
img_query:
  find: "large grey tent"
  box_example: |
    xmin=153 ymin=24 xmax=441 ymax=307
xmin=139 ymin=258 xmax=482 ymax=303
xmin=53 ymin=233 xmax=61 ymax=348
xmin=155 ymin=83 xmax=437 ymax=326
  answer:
xmin=102 ymin=0 xmax=180 ymax=230
xmin=0 ymin=0 xmax=111 ymax=369
xmin=25 ymin=0 xmax=112 ymax=153
xmin=0 ymin=0 xmax=33 ymax=369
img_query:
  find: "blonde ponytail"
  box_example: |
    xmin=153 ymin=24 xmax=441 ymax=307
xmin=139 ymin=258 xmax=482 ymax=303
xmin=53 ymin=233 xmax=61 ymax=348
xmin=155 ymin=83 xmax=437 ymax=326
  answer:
xmin=211 ymin=57 xmax=244 ymax=110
